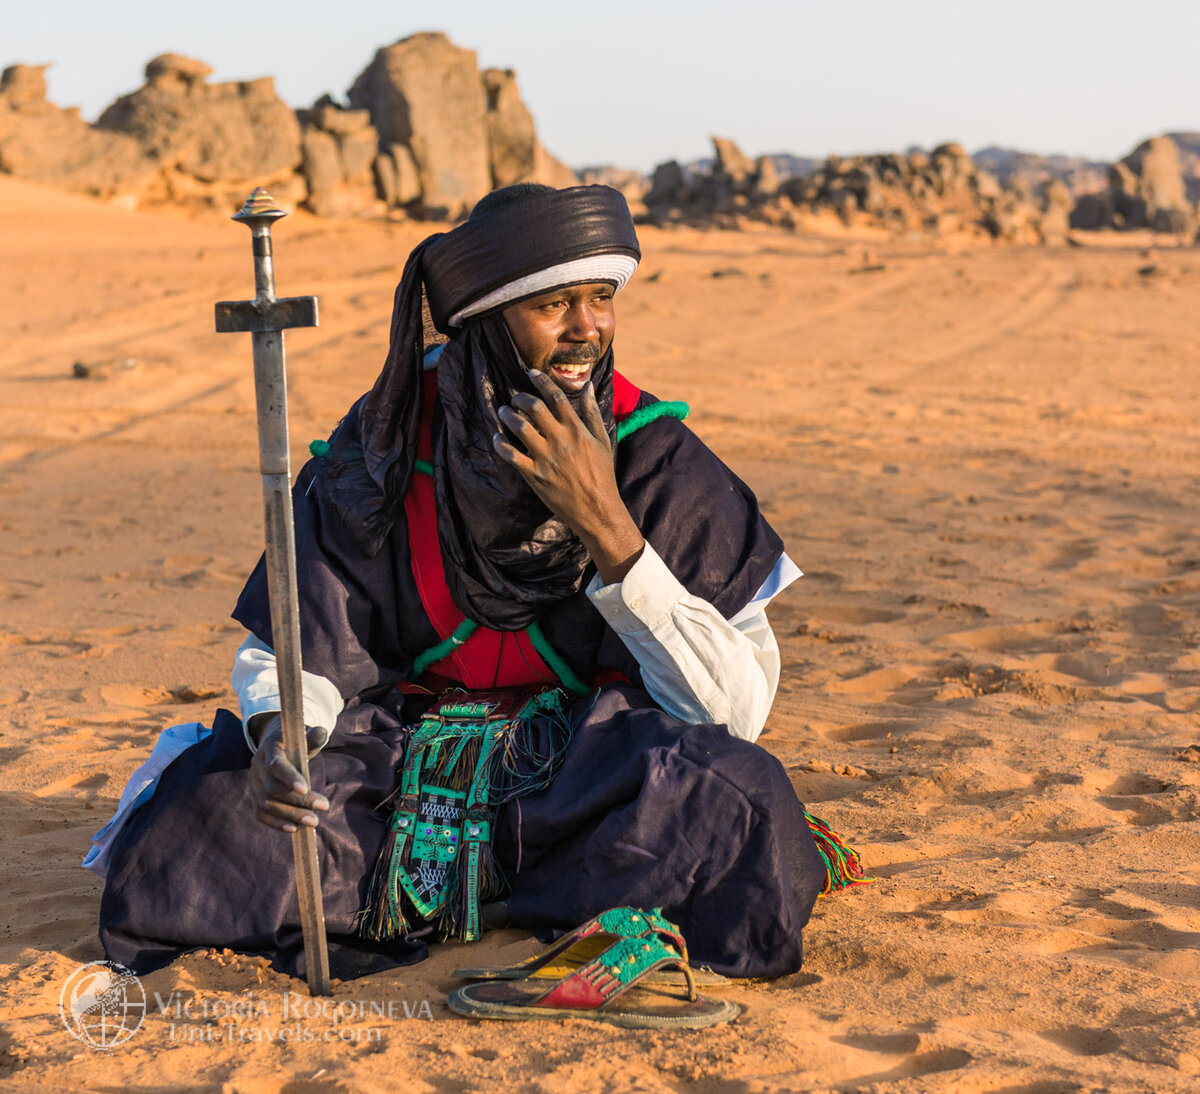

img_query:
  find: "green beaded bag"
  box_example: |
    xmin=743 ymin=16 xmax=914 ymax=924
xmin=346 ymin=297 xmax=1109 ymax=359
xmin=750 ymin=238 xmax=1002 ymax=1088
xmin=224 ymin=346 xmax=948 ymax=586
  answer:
xmin=357 ymin=687 xmax=570 ymax=944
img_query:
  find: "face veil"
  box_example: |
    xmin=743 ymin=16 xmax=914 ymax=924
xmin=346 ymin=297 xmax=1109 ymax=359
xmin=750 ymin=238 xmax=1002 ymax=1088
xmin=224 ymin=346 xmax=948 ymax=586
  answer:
xmin=314 ymin=185 xmax=641 ymax=630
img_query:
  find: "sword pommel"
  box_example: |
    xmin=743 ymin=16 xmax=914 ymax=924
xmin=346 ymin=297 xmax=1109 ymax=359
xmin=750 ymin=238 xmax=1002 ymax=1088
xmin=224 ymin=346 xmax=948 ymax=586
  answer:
xmin=216 ymin=187 xmax=317 ymax=334
xmin=232 ymin=186 xmax=288 ymax=229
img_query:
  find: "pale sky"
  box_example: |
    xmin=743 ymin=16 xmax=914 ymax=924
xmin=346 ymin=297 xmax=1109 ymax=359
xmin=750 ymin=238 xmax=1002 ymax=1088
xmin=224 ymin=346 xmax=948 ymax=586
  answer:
xmin=6 ymin=0 xmax=1198 ymax=172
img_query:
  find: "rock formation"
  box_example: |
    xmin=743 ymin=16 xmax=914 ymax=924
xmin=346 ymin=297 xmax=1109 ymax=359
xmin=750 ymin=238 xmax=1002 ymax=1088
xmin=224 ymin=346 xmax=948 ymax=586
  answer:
xmin=345 ymin=36 xmax=576 ymax=216
xmin=0 ymin=64 xmax=153 ymax=200
xmin=347 ymin=33 xmax=492 ymax=217
xmin=1069 ymin=135 xmax=1194 ymax=233
xmin=96 ymin=53 xmax=303 ymax=207
xmin=644 ymin=138 xmax=1063 ymax=243
xmin=0 ymin=34 xmax=577 ymax=220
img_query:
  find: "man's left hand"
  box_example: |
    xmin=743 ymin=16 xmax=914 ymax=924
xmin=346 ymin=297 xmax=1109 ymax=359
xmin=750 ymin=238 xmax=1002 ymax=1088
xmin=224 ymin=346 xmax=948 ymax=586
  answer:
xmin=493 ymin=370 xmax=644 ymax=585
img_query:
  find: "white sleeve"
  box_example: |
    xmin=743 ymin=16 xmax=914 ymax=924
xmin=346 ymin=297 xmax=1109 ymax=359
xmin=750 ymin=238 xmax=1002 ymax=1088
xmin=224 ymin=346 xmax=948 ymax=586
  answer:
xmin=585 ymin=543 xmax=800 ymax=743
xmin=230 ymin=635 xmax=345 ymax=753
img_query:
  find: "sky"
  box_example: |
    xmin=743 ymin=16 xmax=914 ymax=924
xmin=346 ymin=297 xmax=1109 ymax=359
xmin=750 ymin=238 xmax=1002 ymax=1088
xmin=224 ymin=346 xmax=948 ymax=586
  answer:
xmin=6 ymin=0 xmax=1199 ymax=172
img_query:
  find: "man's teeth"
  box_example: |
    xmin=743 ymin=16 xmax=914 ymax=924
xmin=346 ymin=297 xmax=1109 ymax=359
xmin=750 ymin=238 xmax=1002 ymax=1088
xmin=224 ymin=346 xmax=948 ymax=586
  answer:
xmin=554 ymin=364 xmax=590 ymax=375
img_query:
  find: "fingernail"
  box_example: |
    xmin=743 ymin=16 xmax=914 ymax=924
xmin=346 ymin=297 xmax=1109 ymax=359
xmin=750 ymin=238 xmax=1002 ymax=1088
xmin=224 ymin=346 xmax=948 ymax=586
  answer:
xmin=292 ymin=780 xmax=307 ymax=794
xmin=301 ymin=814 xmax=319 ymax=827
xmin=282 ymin=823 xmax=297 ymax=833
xmin=313 ymin=797 xmax=330 ymax=811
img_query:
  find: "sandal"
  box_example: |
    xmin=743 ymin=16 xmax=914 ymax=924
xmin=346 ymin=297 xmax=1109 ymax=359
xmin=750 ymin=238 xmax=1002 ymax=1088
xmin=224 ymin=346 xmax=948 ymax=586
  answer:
xmin=451 ymin=906 xmax=727 ymax=987
xmin=447 ymin=931 xmax=739 ymax=1029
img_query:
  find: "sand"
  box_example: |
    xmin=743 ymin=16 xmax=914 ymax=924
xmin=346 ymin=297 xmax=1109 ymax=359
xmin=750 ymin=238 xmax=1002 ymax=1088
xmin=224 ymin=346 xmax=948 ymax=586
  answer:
xmin=0 ymin=173 xmax=1197 ymax=1093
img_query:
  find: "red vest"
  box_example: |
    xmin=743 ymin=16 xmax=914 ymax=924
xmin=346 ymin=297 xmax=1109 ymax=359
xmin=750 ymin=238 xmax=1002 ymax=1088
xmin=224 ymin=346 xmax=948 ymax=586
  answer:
xmin=403 ymin=370 xmax=641 ymax=689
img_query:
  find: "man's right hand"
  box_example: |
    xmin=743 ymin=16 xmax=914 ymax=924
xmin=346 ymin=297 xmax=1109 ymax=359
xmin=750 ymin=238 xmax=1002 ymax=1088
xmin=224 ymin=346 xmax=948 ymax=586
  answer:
xmin=248 ymin=714 xmax=331 ymax=832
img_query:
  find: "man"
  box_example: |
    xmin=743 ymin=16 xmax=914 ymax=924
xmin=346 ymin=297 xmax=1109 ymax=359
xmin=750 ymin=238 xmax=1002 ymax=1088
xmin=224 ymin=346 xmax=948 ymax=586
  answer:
xmin=95 ymin=183 xmax=828 ymax=982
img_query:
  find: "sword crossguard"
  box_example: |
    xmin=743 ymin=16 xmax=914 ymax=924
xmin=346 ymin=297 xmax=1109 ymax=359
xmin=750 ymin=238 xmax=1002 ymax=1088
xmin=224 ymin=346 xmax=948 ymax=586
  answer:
xmin=215 ymin=187 xmax=319 ymax=334
xmin=215 ymin=296 xmax=318 ymax=333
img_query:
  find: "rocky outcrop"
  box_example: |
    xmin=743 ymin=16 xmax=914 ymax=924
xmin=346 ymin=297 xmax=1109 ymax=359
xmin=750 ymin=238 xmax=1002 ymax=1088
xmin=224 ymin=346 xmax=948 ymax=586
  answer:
xmin=483 ymin=68 xmax=536 ymax=189
xmin=345 ymin=40 xmax=575 ymax=216
xmin=1069 ymin=135 xmax=1194 ymax=233
xmin=0 ymin=35 xmax=578 ymax=219
xmin=96 ymin=53 xmax=303 ymax=206
xmin=645 ymin=137 xmax=1062 ymax=243
xmin=0 ymin=64 xmax=154 ymax=200
xmin=348 ymin=32 xmax=492 ymax=217
xmin=295 ymin=97 xmax=380 ymax=217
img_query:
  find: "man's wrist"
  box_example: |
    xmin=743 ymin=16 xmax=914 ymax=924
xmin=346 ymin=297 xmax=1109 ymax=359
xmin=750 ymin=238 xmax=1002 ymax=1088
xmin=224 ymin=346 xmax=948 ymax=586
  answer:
xmin=581 ymin=526 xmax=646 ymax=586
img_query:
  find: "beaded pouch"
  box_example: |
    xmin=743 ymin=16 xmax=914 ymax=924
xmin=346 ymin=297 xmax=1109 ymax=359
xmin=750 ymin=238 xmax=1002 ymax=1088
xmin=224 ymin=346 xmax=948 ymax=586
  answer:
xmin=357 ymin=687 xmax=568 ymax=943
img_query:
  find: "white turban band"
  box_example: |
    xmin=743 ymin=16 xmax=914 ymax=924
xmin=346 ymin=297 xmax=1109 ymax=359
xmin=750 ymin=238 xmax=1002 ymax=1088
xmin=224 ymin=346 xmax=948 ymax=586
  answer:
xmin=447 ymin=254 xmax=640 ymax=328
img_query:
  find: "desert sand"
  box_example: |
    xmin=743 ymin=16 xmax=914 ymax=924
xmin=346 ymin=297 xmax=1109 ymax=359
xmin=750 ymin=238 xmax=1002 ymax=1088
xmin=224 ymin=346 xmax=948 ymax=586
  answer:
xmin=0 ymin=174 xmax=1197 ymax=1092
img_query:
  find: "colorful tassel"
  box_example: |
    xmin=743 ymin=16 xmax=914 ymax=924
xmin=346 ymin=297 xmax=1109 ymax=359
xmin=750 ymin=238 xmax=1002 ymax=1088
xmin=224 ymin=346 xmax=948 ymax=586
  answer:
xmin=805 ymin=811 xmax=873 ymax=895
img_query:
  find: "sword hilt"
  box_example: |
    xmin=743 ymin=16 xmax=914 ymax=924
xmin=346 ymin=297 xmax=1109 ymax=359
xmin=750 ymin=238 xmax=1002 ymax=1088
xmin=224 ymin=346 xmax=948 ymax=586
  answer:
xmin=215 ymin=188 xmax=318 ymax=334
xmin=235 ymin=187 xmax=284 ymax=301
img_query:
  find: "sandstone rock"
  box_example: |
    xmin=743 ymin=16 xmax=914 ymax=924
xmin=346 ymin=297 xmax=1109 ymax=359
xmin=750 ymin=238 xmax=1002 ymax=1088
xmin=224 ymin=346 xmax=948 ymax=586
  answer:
xmin=752 ymin=155 xmax=780 ymax=196
xmin=386 ymin=143 xmax=421 ymax=204
xmin=311 ymin=102 xmax=372 ymax=136
xmin=712 ymin=137 xmax=754 ymax=181
xmin=348 ymin=32 xmax=490 ymax=217
xmin=144 ymin=53 xmax=213 ymax=87
xmin=1125 ymin=136 xmax=1188 ymax=220
xmin=0 ymin=64 xmax=49 ymax=106
xmin=97 ymin=55 xmax=301 ymax=189
xmin=338 ymin=128 xmax=378 ymax=186
xmin=1077 ymin=136 xmax=1194 ymax=234
xmin=1069 ymin=192 xmax=1114 ymax=231
xmin=483 ymin=67 xmax=536 ymax=188
xmin=301 ymin=129 xmax=340 ymax=195
xmin=0 ymin=73 xmax=155 ymax=199
xmin=531 ymin=143 xmax=578 ymax=189
xmin=374 ymin=151 xmax=397 ymax=205
xmin=1039 ymin=178 xmax=1072 ymax=242
xmin=305 ymin=184 xmax=379 ymax=218
xmin=646 ymin=160 xmax=685 ymax=206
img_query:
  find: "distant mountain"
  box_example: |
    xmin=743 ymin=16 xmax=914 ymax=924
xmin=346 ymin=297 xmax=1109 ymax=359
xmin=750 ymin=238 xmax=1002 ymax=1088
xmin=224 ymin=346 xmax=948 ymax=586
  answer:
xmin=970 ymin=146 xmax=1108 ymax=195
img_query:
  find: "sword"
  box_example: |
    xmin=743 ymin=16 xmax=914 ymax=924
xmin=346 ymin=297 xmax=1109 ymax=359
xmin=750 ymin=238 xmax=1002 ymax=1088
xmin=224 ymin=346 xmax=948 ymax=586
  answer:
xmin=215 ymin=187 xmax=332 ymax=996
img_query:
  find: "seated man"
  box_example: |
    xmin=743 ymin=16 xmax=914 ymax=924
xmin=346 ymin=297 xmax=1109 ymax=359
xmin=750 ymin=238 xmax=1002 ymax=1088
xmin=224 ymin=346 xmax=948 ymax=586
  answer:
xmin=94 ymin=183 xmax=829 ymax=982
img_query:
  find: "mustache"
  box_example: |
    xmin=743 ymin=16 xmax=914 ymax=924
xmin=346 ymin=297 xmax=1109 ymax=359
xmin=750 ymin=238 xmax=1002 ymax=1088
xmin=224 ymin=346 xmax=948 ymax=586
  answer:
xmin=548 ymin=343 xmax=601 ymax=365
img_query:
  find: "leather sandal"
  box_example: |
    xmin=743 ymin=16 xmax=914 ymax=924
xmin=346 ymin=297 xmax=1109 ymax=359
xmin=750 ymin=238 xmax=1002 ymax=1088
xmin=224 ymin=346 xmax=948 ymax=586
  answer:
xmin=447 ymin=931 xmax=739 ymax=1029
xmin=451 ymin=906 xmax=727 ymax=987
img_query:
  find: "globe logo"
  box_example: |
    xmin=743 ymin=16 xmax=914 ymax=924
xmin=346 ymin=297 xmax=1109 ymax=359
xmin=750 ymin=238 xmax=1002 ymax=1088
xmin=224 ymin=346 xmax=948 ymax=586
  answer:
xmin=60 ymin=961 xmax=146 ymax=1049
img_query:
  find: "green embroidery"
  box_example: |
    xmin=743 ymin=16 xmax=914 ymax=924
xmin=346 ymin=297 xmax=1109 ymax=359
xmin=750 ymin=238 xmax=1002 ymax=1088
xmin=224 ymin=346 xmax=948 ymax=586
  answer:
xmin=358 ymin=690 xmax=570 ymax=943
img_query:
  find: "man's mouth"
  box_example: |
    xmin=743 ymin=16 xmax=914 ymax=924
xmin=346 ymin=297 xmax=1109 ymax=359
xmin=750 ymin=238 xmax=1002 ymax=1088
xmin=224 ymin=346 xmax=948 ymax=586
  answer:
xmin=551 ymin=362 xmax=592 ymax=378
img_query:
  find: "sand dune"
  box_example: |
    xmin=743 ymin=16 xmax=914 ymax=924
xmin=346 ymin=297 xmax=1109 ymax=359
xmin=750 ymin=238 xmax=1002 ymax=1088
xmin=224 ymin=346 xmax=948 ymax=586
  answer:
xmin=1 ymin=177 xmax=1197 ymax=1091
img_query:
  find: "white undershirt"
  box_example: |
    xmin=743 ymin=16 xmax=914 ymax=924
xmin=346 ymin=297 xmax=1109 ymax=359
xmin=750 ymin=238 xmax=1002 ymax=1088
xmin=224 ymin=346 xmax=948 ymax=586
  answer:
xmin=233 ymin=544 xmax=801 ymax=746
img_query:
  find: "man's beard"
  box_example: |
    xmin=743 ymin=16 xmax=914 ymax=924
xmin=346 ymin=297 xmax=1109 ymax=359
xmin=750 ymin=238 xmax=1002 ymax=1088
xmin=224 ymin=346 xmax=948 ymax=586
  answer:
xmin=548 ymin=343 xmax=601 ymax=366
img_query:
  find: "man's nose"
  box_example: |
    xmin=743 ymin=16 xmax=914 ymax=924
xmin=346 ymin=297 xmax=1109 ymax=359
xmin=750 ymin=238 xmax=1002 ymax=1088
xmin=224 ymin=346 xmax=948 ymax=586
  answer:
xmin=563 ymin=302 xmax=599 ymax=341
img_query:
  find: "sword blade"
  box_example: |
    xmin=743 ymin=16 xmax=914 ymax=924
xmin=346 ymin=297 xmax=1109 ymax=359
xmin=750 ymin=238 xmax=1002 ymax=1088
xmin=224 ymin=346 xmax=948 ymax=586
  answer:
xmin=251 ymin=327 xmax=333 ymax=996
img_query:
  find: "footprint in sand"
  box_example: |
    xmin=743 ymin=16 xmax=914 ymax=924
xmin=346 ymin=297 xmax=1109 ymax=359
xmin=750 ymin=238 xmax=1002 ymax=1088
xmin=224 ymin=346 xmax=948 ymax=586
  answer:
xmin=823 ymin=720 xmax=917 ymax=743
xmin=834 ymin=1029 xmax=973 ymax=1086
xmin=32 ymin=771 xmax=109 ymax=798
xmin=100 ymin=684 xmax=222 ymax=708
xmin=1040 ymin=1026 xmax=1122 ymax=1057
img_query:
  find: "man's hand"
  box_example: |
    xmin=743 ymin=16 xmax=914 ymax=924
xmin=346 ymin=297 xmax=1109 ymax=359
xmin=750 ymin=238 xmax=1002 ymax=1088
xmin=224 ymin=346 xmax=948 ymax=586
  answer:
xmin=248 ymin=713 xmax=330 ymax=832
xmin=494 ymin=370 xmax=645 ymax=585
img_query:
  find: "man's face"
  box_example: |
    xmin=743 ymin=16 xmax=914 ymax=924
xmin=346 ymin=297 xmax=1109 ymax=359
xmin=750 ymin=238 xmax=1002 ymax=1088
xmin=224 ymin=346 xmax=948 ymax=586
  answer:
xmin=501 ymin=282 xmax=616 ymax=394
